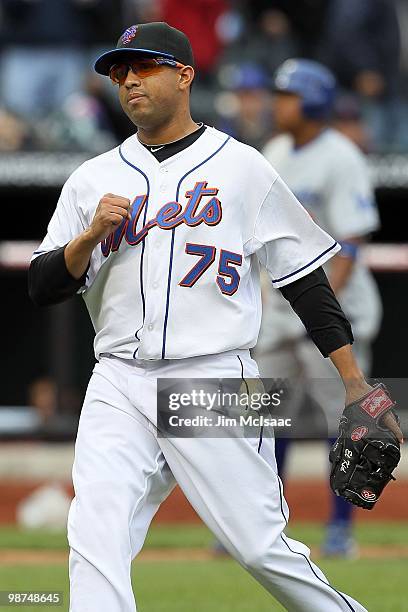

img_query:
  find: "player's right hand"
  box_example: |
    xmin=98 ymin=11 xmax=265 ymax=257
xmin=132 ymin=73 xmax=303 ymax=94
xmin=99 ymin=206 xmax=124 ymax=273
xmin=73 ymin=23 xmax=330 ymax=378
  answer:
xmin=88 ymin=193 xmax=132 ymax=243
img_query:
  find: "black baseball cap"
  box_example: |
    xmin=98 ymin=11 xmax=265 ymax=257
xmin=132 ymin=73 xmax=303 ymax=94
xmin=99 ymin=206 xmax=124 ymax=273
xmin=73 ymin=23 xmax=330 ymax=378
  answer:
xmin=94 ymin=22 xmax=195 ymax=76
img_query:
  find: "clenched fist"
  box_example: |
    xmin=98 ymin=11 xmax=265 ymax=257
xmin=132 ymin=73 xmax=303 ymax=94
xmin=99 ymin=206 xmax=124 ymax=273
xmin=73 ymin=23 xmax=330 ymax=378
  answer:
xmin=88 ymin=193 xmax=132 ymax=244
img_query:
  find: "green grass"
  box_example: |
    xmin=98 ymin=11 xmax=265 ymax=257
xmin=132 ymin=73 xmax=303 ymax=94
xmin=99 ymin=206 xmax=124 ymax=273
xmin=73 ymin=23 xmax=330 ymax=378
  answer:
xmin=134 ymin=559 xmax=407 ymax=612
xmin=0 ymin=523 xmax=407 ymax=611
xmin=0 ymin=559 xmax=407 ymax=612
xmin=0 ymin=521 xmax=407 ymax=550
xmin=289 ymin=521 xmax=408 ymax=547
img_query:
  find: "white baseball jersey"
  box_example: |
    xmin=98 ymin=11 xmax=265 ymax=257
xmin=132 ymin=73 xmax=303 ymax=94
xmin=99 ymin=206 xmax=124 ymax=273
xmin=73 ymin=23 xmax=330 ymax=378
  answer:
xmin=258 ymin=128 xmax=381 ymax=350
xmin=32 ymin=126 xmax=340 ymax=361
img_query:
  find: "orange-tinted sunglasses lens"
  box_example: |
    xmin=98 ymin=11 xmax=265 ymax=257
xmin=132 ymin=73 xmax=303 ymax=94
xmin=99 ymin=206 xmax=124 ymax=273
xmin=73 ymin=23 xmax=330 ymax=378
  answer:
xmin=109 ymin=58 xmax=184 ymax=85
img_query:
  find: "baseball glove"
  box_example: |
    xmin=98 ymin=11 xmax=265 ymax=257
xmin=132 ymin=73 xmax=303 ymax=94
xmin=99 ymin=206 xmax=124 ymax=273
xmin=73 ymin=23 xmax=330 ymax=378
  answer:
xmin=329 ymin=383 xmax=401 ymax=510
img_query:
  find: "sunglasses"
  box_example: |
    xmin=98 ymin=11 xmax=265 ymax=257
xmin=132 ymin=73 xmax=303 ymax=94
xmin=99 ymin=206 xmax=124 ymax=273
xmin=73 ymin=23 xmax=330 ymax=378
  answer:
xmin=109 ymin=57 xmax=185 ymax=85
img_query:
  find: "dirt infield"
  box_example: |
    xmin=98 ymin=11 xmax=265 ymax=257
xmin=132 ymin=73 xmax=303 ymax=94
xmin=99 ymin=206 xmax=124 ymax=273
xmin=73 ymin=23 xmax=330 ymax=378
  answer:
xmin=0 ymin=479 xmax=407 ymax=524
xmin=1 ymin=545 xmax=408 ymax=567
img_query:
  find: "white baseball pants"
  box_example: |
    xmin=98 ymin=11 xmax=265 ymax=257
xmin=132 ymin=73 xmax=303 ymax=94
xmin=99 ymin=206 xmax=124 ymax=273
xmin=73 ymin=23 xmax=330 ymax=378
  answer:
xmin=68 ymin=350 xmax=367 ymax=612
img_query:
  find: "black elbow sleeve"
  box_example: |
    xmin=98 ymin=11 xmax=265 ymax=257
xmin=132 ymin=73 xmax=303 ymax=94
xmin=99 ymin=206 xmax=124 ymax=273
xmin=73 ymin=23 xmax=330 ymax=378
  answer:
xmin=28 ymin=246 xmax=87 ymax=306
xmin=279 ymin=267 xmax=354 ymax=357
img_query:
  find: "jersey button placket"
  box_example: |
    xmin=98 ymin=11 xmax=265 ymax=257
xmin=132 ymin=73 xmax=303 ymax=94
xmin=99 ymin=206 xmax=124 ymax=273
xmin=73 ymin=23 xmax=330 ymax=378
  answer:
xmin=138 ymin=164 xmax=173 ymax=359
xmin=159 ymin=166 xmax=168 ymax=192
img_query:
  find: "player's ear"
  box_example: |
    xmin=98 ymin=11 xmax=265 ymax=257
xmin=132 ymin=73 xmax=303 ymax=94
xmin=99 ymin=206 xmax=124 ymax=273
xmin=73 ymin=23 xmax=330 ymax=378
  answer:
xmin=179 ymin=66 xmax=194 ymax=91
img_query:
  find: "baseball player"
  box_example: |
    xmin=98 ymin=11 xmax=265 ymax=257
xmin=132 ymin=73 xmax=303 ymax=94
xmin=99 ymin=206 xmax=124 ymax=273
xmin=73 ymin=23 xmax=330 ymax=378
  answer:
xmin=28 ymin=23 xmax=401 ymax=612
xmin=255 ymin=59 xmax=382 ymax=556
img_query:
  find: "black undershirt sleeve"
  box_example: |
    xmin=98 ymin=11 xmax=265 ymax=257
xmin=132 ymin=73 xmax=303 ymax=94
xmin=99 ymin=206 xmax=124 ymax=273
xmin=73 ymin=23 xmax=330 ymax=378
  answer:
xmin=278 ymin=267 xmax=354 ymax=357
xmin=28 ymin=245 xmax=88 ymax=306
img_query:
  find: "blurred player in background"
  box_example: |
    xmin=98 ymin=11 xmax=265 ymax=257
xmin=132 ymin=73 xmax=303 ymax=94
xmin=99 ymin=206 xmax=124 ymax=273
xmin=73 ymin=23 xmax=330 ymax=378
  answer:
xmin=217 ymin=62 xmax=273 ymax=150
xmin=255 ymin=59 xmax=382 ymax=557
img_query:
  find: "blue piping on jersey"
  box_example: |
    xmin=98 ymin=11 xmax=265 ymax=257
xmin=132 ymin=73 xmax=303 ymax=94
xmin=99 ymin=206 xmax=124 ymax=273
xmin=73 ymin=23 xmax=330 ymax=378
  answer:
xmin=161 ymin=135 xmax=231 ymax=359
xmin=271 ymin=241 xmax=338 ymax=284
xmin=118 ymin=145 xmax=150 ymax=358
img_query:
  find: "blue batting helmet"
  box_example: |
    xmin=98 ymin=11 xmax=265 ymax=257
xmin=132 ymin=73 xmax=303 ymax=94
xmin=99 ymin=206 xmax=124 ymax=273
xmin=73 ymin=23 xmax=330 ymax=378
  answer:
xmin=273 ymin=59 xmax=336 ymax=120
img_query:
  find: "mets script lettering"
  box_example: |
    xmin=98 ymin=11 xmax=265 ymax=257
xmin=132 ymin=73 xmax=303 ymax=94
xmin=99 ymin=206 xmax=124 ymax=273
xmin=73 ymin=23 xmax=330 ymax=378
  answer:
xmin=101 ymin=181 xmax=222 ymax=257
